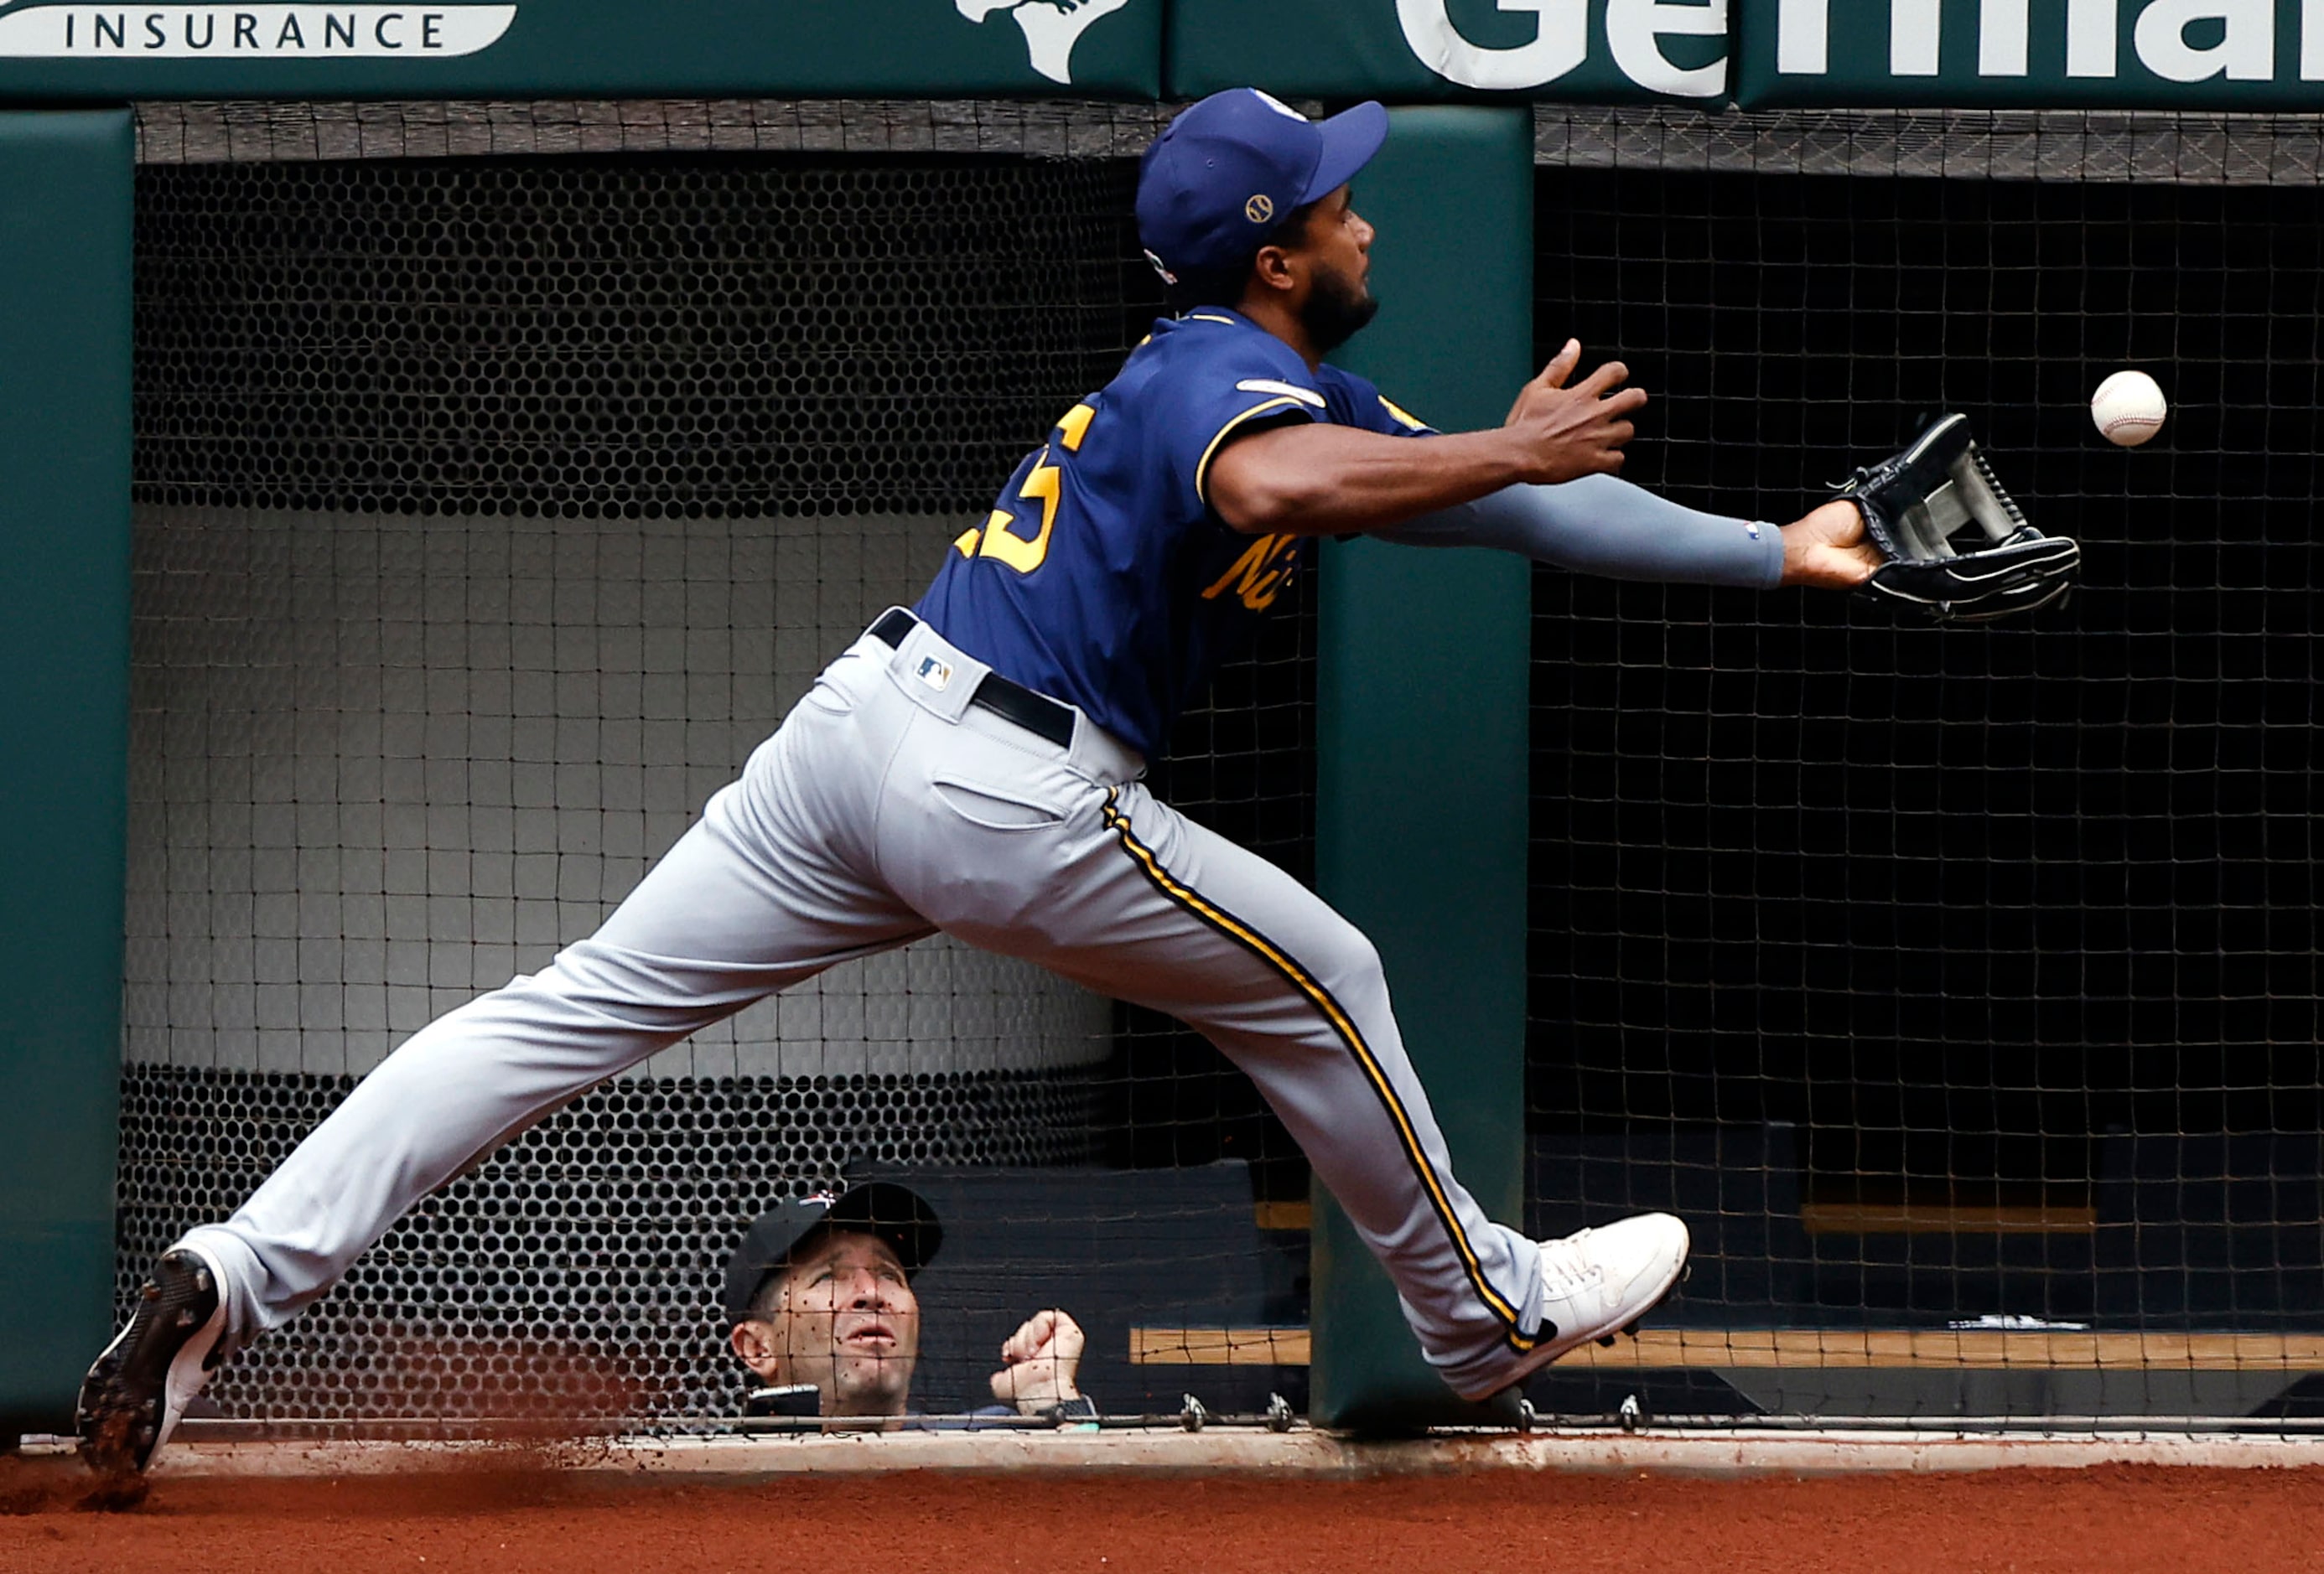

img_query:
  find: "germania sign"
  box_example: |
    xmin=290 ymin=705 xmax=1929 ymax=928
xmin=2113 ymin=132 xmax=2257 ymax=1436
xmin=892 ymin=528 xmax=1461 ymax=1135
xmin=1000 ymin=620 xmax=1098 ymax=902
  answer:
xmin=1393 ymin=0 xmax=1727 ymax=96
xmin=1171 ymin=0 xmax=1731 ymax=102
xmin=1177 ymin=0 xmax=2323 ymax=110
xmin=1736 ymin=0 xmax=2324 ymax=107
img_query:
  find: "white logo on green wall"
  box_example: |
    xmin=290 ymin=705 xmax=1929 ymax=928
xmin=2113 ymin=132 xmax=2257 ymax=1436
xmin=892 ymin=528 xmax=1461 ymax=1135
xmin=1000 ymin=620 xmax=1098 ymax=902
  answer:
xmin=1395 ymin=0 xmax=1727 ymax=96
xmin=1775 ymin=0 xmax=2324 ymax=85
xmin=0 ymin=3 xmax=515 ymax=56
xmin=956 ymin=0 xmax=1133 ymax=85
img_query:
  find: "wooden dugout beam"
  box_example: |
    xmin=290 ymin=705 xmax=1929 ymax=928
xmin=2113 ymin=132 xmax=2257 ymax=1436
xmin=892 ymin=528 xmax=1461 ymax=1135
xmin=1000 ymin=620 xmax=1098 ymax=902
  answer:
xmin=1131 ymin=1328 xmax=2324 ymax=1373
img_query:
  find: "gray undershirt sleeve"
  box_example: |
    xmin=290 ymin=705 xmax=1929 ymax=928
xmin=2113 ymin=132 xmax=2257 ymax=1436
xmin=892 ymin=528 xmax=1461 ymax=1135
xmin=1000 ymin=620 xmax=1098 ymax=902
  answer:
xmin=1375 ymin=474 xmax=1787 ymax=591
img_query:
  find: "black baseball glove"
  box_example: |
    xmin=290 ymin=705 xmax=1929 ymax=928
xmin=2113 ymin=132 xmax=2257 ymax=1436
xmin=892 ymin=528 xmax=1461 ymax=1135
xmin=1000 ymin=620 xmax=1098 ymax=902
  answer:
xmin=1839 ymin=413 xmax=2078 ymax=623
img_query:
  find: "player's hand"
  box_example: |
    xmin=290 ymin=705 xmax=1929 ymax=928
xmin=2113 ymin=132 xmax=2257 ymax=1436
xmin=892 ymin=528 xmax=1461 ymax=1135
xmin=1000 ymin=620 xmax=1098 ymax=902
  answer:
xmin=1502 ymin=339 xmax=1649 ymax=484
xmin=1780 ymin=498 xmax=1882 ymax=588
xmin=988 ymin=1307 xmax=1086 ymax=1413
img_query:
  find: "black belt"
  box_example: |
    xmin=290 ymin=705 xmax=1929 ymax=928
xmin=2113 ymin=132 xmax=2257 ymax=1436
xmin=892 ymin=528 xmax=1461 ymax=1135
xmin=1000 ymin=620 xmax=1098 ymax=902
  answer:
xmin=869 ymin=608 xmax=1076 ymax=749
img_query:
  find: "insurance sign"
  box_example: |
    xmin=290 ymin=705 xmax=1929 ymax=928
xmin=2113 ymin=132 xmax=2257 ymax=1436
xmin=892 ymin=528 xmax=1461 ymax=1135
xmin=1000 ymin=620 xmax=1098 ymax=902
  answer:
xmin=0 ymin=0 xmax=1162 ymax=98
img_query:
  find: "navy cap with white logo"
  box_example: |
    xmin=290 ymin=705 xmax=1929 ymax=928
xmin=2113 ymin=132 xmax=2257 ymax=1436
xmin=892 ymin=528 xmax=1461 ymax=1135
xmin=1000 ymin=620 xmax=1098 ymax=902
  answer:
xmin=1136 ymin=88 xmax=1389 ymax=287
xmin=720 ymin=1180 xmax=942 ymax=1324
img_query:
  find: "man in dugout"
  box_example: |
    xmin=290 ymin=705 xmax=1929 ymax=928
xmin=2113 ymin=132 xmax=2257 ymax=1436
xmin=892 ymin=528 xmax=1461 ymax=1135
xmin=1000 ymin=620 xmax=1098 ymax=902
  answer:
xmin=723 ymin=1180 xmax=1097 ymax=1425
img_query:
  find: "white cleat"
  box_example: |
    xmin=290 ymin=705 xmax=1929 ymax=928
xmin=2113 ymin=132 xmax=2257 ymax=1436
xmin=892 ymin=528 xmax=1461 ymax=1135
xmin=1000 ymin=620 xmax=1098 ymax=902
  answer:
xmin=1459 ymin=1212 xmax=1690 ymax=1401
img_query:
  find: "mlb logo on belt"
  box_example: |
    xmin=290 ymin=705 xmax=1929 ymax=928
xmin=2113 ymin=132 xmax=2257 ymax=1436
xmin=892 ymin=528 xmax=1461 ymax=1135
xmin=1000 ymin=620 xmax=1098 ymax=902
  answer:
xmin=916 ymin=656 xmax=953 ymax=691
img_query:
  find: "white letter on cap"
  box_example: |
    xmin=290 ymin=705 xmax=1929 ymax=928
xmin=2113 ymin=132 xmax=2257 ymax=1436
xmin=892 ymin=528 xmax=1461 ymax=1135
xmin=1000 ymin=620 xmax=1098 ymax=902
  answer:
xmin=1607 ymin=0 xmax=1728 ymax=97
xmin=2135 ymin=0 xmax=2273 ymax=82
xmin=1395 ymin=0 xmax=1588 ymax=91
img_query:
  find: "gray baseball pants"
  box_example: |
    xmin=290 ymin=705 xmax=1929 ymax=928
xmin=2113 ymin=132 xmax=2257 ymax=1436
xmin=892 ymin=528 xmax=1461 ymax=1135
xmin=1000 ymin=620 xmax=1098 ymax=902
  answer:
xmin=183 ymin=610 xmax=1547 ymax=1396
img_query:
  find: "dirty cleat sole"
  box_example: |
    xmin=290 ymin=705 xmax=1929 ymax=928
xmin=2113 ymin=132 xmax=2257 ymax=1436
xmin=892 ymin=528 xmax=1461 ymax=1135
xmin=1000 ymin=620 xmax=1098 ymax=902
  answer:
xmin=77 ymin=1245 xmax=227 ymax=1476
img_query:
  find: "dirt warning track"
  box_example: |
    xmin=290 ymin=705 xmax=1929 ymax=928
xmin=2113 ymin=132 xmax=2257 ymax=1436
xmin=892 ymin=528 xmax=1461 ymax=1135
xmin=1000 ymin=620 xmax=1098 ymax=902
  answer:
xmin=5 ymin=1458 xmax=2322 ymax=1574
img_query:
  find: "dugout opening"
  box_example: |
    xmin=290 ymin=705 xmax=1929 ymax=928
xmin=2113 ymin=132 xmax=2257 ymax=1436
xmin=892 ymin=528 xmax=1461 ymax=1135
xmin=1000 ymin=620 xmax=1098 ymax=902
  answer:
xmin=1524 ymin=110 xmax=2324 ymax=1423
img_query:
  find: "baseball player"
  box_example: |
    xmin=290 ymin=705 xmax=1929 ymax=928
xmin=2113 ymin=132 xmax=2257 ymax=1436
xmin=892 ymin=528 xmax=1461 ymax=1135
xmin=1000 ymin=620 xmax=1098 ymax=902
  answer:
xmin=81 ymin=87 xmax=2065 ymax=1474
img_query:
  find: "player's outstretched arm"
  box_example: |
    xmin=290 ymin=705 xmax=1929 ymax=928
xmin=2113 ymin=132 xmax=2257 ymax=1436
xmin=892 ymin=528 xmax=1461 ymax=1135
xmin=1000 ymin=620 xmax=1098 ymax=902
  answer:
xmin=1382 ymin=479 xmax=1877 ymax=592
xmin=1207 ymin=339 xmax=1645 ymax=538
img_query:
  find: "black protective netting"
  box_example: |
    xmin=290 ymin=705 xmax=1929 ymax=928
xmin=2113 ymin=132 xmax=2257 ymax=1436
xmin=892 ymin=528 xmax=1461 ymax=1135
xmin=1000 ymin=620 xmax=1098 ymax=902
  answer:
xmin=119 ymin=1064 xmax=1097 ymax=1421
xmin=122 ymin=136 xmax=1315 ymax=1426
xmin=1525 ymin=135 xmax=2324 ymax=1421
xmin=134 ymin=153 xmax=1146 ymax=519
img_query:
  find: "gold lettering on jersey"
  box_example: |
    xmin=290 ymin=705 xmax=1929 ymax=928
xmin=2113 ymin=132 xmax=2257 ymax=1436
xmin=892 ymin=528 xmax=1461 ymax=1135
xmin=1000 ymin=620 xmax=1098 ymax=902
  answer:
xmin=1201 ymin=532 xmax=1296 ymax=612
xmin=955 ymin=515 xmax=1000 ymax=558
xmin=958 ymin=406 xmax=1088 ymax=573
xmin=979 ymin=446 xmax=1061 ymax=573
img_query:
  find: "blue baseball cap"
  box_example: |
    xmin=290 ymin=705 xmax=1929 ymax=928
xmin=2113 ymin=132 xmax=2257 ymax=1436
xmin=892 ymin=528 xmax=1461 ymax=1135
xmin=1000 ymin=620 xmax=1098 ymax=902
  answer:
xmin=1137 ymin=88 xmax=1389 ymax=287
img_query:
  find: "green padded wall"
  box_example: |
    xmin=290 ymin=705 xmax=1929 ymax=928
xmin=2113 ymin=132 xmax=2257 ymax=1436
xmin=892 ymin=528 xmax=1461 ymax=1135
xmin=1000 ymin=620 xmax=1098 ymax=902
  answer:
xmin=1311 ymin=106 xmax=1534 ymax=1432
xmin=0 ymin=0 xmax=1162 ymax=101
xmin=0 ymin=109 xmax=134 ymax=1439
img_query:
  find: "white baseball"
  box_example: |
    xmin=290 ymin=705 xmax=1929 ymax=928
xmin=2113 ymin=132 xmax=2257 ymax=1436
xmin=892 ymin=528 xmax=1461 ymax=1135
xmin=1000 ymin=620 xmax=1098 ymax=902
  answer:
xmin=2091 ymin=370 xmax=2166 ymax=447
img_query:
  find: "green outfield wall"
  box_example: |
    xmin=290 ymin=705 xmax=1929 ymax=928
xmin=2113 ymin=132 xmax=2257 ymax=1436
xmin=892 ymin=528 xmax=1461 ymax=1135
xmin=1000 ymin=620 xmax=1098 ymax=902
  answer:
xmin=1312 ymin=106 xmax=1536 ymax=1434
xmin=0 ymin=108 xmax=134 ymax=1440
xmin=0 ymin=2 xmax=2316 ymax=111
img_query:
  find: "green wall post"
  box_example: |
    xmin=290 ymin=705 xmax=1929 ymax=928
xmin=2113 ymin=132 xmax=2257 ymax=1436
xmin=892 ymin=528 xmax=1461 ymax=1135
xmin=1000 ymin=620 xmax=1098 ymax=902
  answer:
xmin=1311 ymin=106 xmax=1533 ymax=1432
xmin=0 ymin=109 xmax=135 ymax=1440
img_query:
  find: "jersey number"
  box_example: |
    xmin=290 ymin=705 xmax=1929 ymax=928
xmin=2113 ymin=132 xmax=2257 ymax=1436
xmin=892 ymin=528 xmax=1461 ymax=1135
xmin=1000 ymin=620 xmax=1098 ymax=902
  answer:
xmin=954 ymin=402 xmax=1097 ymax=576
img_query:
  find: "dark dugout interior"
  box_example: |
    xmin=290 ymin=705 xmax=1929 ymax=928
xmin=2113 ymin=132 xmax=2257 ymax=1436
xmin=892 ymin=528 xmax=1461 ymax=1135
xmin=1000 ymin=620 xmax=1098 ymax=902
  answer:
xmin=1528 ymin=158 xmax=2324 ymax=1333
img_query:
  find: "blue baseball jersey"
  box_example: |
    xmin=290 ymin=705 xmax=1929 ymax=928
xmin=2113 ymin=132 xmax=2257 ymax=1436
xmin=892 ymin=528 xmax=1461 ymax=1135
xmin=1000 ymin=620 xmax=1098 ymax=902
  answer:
xmin=913 ymin=308 xmax=1429 ymax=760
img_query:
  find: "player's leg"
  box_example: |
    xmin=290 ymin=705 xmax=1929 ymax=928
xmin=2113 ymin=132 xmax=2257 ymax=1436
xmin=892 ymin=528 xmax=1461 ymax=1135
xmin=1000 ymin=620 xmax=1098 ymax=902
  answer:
xmin=180 ymin=774 xmax=929 ymax=1349
xmin=82 ymin=634 xmax=931 ymax=1472
xmin=1039 ymin=803 xmax=1549 ymax=1395
xmin=1089 ymin=789 xmax=1681 ymax=1397
xmin=873 ymin=691 xmax=1684 ymax=1400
